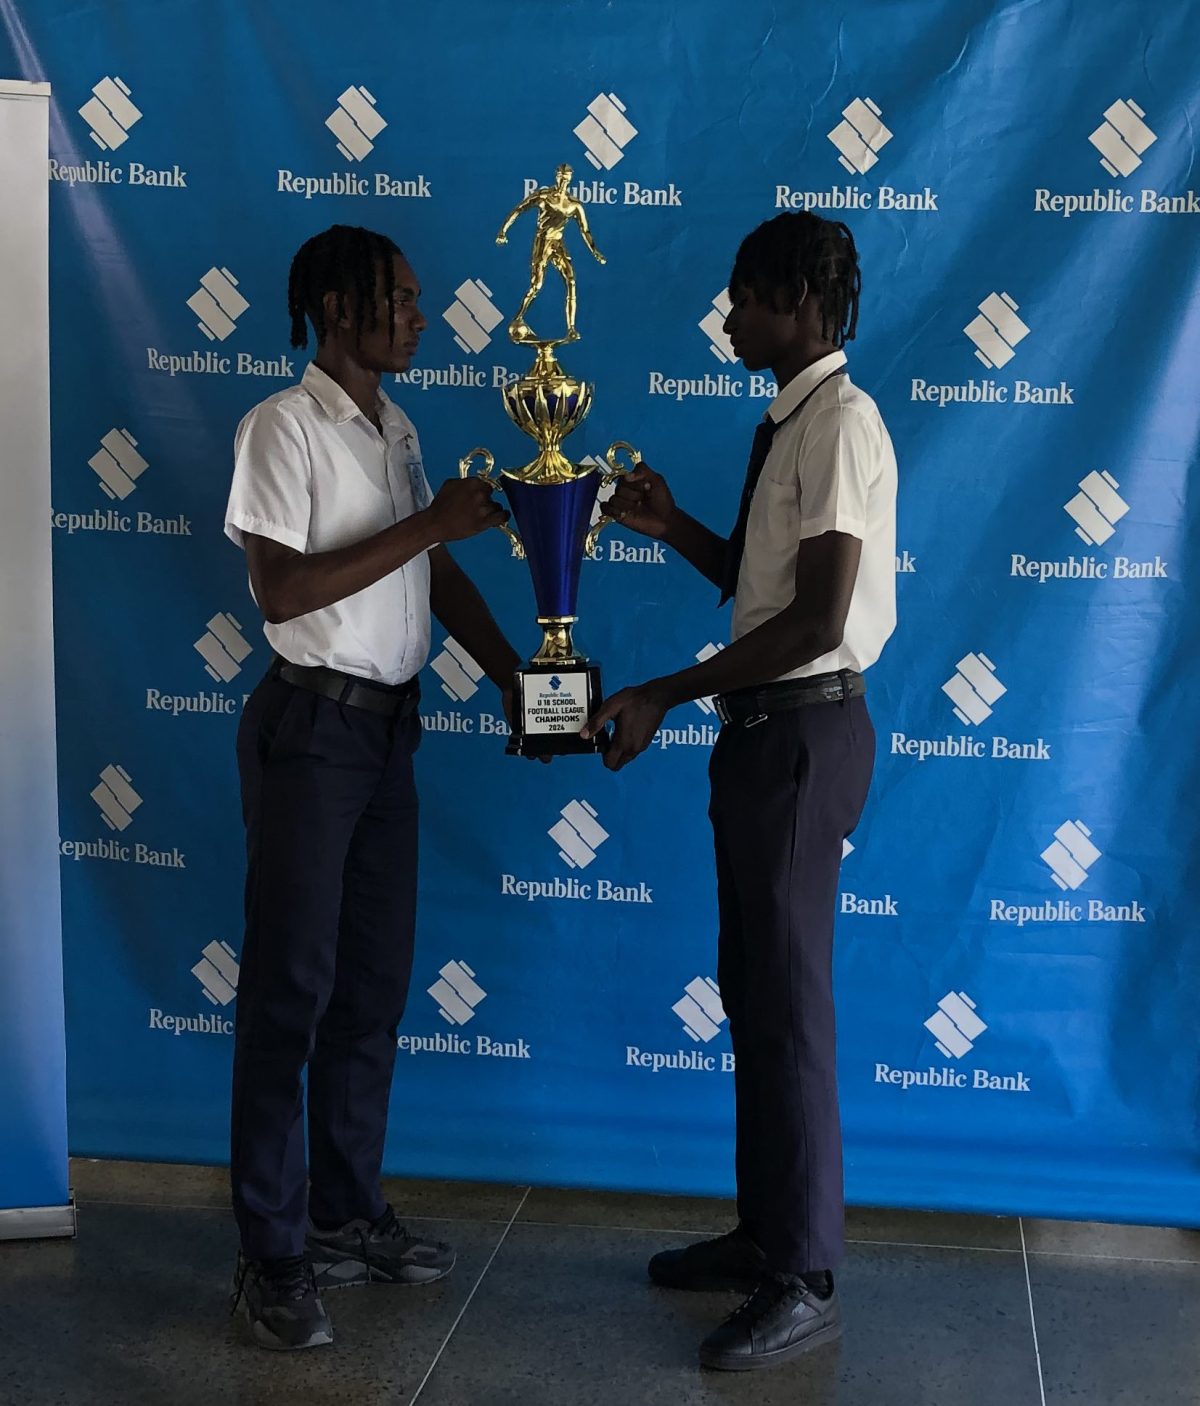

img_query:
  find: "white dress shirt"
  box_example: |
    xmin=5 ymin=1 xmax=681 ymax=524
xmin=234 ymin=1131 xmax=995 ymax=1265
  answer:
xmin=225 ymin=362 xmax=433 ymax=686
xmin=731 ymin=348 xmax=897 ymax=679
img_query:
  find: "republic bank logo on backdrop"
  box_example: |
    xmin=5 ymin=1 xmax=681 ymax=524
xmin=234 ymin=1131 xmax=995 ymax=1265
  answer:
xmin=50 ymin=74 xmax=188 ymax=189
xmin=926 ymin=990 xmax=986 ymax=1059
xmin=873 ymin=990 xmax=1032 ymax=1094
xmin=430 ymin=637 xmax=485 ymax=705
xmin=394 ymin=275 xmax=527 ymax=397
xmin=88 ymin=427 xmax=147 ymax=501
xmin=498 ymin=798 xmax=653 ymax=905
xmin=551 ymin=800 xmax=609 ymax=870
xmin=576 ymin=92 xmax=637 ymax=170
xmin=890 ymin=651 xmax=1052 ymax=767
xmin=1008 ymin=469 xmax=1168 ymax=585
xmin=194 ymin=613 xmax=252 ymax=684
xmin=988 ymin=819 xmax=1146 ymax=928
xmin=394 ymin=957 xmax=531 ymax=1061
xmin=444 ymin=279 xmax=505 ymax=355
xmin=421 ymin=636 xmax=512 ymax=740
xmin=327 ymin=85 xmax=386 ymax=162
xmin=773 ymin=95 xmax=940 ymax=218
xmin=627 ymin=974 xmax=733 ymax=1075
xmin=1034 ymin=96 xmax=1198 ymax=218
xmin=193 ymin=941 xmax=240 ymax=1007
xmin=144 ymin=611 xmax=252 ymax=720
xmin=429 ymin=959 xmax=487 ymax=1026
xmin=189 ymin=267 xmax=249 ymax=342
xmin=517 ymin=91 xmax=682 ymax=210
xmin=58 ymin=765 xmax=187 ymax=870
xmin=910 ymin=289 xmax=1077 ymax=409
xmin=276 ymin=83 xmax=430 ymax=201
xmin=53 ymin=425 xmax=192 ymax=540
xmin=143 ymin=266 xmax=296 ymax=383
xmin=80 ymin=75 xmax=140 ymax=150
xmin=147 ymin=940 xmax=239 ymax=1038
xmin=674 ymin=977 xmax=726 ymax=1043
xmin=92 ymin=763 xmax=142 ymax=832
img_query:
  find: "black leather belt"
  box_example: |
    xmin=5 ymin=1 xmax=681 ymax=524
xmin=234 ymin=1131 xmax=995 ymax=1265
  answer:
xmin=270 ymin=658 xmax=420 ymax=719
xmin=714 ymin=670 xmax=865 ymax=726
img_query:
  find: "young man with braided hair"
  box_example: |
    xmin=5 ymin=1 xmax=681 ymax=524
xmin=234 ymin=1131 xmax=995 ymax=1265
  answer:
xmin=584 ymin=211 xmax=897 ymax=1370
xmin=225 ymin=225 xmax=520 ymax=1350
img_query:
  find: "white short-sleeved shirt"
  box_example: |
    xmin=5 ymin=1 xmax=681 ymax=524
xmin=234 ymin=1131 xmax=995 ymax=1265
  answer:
xmin=225 ymin=362 xmax=433 ymax=686
xmin=732 ymin=348 xmax=897 ymax=679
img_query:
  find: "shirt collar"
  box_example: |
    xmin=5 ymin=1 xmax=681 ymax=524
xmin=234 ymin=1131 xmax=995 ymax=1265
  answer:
xmin=766 ymin=348 xmax=848 ymax=425
xmin=301 ymin=361 xmax=400 ymax=434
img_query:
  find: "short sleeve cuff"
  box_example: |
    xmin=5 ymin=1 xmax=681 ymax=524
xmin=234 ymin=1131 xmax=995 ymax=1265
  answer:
xmin=797 ymin=512 xmax=866 ymax=543
xmin=224 ymin=512 xmax=307 ymax=553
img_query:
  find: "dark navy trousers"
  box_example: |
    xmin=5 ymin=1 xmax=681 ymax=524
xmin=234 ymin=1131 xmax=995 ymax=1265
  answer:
xmin=709 ymin=695 xmax=875 ymax=1276
xmin=231 ymin=670 xmax=420 ymax=1260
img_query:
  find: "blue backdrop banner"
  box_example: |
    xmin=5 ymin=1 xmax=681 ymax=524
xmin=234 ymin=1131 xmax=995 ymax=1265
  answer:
xmin=4 ymin=0 xmax=1198 ymax=1225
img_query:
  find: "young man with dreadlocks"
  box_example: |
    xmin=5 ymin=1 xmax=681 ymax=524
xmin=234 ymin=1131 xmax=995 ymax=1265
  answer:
xmin=224 ymin=225 xmax=519 ymax=1350
xmin=583 ymin=211 xmax=897 ymax=1370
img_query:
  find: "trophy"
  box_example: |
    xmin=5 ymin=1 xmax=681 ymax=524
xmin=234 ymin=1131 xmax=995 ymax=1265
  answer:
xmin=460 ymin=164 xmax=640 ymax=757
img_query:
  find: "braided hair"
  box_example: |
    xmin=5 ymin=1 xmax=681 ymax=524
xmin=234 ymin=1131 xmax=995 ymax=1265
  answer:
xmin=287 ymin=225 xmax=405 ymax=349
xmin=729 ymin=212 xmax=861 ymax=346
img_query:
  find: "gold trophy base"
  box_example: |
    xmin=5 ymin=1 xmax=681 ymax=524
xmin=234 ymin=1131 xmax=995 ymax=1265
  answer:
xmin=533 ymin=617 xmax=583 ymax=666
xmin=507 ymin=625 xmax=605 ymax=758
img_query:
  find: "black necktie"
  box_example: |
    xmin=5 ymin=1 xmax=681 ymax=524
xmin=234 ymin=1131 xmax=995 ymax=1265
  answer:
xmin=719 ymin=417 xmax=777 ymax=604
xmin=718 ymin=367 xmax=848 ymax=605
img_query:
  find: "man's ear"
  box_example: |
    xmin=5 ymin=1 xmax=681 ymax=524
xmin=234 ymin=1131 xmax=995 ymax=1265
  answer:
xmin=321 ymin=289 xmax=350 ymax=332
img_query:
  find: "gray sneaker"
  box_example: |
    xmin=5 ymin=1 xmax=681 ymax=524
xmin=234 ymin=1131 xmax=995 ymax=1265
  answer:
xmin=228 ymin=1252 xmax=333 ymax=1351
xmin=306 ymin=1205 xmax=456 ymax=1289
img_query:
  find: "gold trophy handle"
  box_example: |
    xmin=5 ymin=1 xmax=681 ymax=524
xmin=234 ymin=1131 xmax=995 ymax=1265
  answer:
xmin=459 ymin=447 xmax=525 ymax=559
xmin=584 ymin=440 xmax=642 ymax=557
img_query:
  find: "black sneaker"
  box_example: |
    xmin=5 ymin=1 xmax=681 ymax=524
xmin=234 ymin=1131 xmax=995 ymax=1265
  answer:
xmin=699 ymin=1271 xmax=842 ymax=1371
xmin=306 ymin=1205 xmax=456 ymax=1289
xmin=228 ymin=1251 xmax=333 ymax=1351
xmin=648 ymin=1225 xmax=766 ymax=1292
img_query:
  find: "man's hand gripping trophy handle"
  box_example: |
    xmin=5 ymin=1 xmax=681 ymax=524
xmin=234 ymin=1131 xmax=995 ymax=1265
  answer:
xmin=584 ymin=441 xmax=642 ymax=557
xmin=458 ymin=449 xmax=525 ymax=558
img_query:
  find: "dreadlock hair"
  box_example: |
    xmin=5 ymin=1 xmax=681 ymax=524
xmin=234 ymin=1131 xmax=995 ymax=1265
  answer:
xmin=287 ymin=225 xmax=405 ymax=349
xmin=729 ymin=212 xmax=861 ymax=347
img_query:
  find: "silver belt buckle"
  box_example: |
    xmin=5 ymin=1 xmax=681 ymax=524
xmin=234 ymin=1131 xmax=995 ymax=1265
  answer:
xmin=714 ymin=695 xmax=732 ymax=725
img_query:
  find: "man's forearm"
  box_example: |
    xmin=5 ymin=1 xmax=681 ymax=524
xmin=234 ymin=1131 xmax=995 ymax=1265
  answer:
xmin=259 ymin=513 xmax=438 ymax=624
xmin=663 ymin=508 xmax=727 ymax=588
xmin=429 ymin=548 xmax=520 ymax=688
xmin=652 ymin=608 xmax=840 ymax=707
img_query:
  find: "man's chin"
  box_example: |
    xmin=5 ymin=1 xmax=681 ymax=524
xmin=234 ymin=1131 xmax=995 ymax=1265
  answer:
xmin=375 ymin=350 xmax=415 ymax=376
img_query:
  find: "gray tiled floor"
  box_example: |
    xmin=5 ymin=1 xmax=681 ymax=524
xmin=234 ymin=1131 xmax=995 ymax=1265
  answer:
xmin=0 ymin=1160 xmax=1197 ymax=1405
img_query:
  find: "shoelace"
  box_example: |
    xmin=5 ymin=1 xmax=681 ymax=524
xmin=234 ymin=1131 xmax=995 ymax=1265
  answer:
xmin=229 ymin=1254 xmax=315 ymax=1316
xmin=263 ymin=1255 xmax=318 ymax=1301
xmin=352 ymin=1206 xmax=410 ymax=1284
xmin=370 ymin=1206 xmax=405 ymax=1241
xmin=726 ymin=1275 xmax=794 ymax=1327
